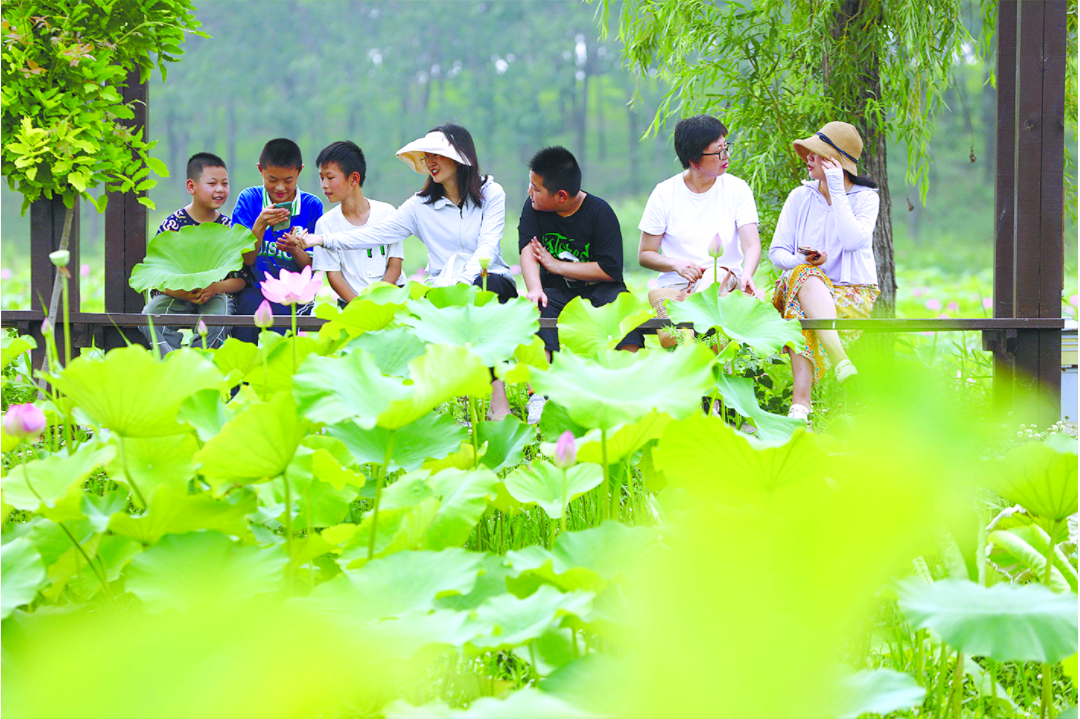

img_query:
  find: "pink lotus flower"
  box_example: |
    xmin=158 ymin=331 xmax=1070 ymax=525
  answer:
xmin=196 ymin=319 xmax=208 ymax=336
xmin=260 ymin=266 xmax=322 ymax=306
xmin=254 ymin=300 xmax=274 ymax=329
xmin=924 ymin=298 xmax=942 ymax=312
xmin=982 ymin=297 xmax=993 ymax=310
xmin=80 ymin=263 xmax=91 ymax=277
xmin=1070 ymin=294 xmax=1079 ymax=308
xmin=510 ymin=264 xmax=522 ymax=276
xmin=0 ymin=268 xmax=10 ymax=280
xmin=946 ymin=301 xmax=959 ymax=312
xmin=707 ymin=233 xmax=723 ymax=258
xmin=554 ymin=430 xmax=577 ymax=468
xmin=647 ymin=278 xmax=659 ymax=290
xmin=911 ymin=287 xmax=926 ymax=298
xmin=4 ymin=403 xmax=47 ymax=439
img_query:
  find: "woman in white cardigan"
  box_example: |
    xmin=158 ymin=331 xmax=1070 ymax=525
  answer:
xmin=768 ymin=122 xmax=880 ymax=422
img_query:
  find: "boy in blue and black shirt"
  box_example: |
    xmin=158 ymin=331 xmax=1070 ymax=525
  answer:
xmin=231 ymin=138 xmax=323 ymax=342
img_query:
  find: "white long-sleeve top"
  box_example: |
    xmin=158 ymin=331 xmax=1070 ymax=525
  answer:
xmin=768 ymin=169 xmax=879 ymax=286
xmin=322 ymin=176 xmax=510 ymax=281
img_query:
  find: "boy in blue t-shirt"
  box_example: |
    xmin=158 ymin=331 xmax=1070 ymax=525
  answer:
xmin=231 ymin=138 xmax=324 ymax=342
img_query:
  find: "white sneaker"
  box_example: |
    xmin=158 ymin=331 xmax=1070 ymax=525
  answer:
xmin=788 ymin=404 xmax=811 ymax=422
xmin=834 ymin=359 xmax=858 ymax=383
xmin=526 ymin=394 xmax=548 ymax=425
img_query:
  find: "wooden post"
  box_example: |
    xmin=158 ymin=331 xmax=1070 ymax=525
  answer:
xmin=29 ymin=196 xmax=80 ymax=367
xmin=104 ymin=69 xmax=150 ymax=348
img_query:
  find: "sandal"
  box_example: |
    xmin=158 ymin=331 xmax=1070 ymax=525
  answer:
xmin=788 ymin=404 xmax=811 ymax=422
xmin=834 ymin=359 xmax=858 ymax=384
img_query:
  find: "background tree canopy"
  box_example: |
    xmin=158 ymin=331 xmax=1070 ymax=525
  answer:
xmin=1 ymin=0 xmax=1075 ymax=296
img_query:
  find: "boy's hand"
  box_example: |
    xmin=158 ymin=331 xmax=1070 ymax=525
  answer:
xmin=739 ymin=273 xmax=758 ymax=297
xmin=526 ymin=286 xmax=548 ymax=309
xmin=530 ymin=238 xmax=561 ymax=274
xmin=194 ymin=283 xmax=221 ymax=304
xmin=256 ymin=206 xmax=291 ymax=231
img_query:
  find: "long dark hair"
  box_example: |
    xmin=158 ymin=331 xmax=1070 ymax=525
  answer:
xmin=844 ymin=170 xmax=878 ymax=189
xmin=417 ymin=123 xmax=487 ymax=209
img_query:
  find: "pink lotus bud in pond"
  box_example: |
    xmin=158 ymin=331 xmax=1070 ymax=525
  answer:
xmin=254 ymin=300 xmax=274 ymax=329
xmin=196 ymin=319 xmax=208 ymax=336
xmin=40 ymin=318 xmax=53 ymax=337
xmin=260 ymin=265 xmax=323 ymax=306
xmin=80 ymin=263 xmax=91 ymax=277
xmin=3 ymin=403 xmax=47 ymax=439
xmin=554 ymin=430 xmax=577 ymax=469
xmin=924 ymin=298 xmax=942 ymax=312
xmin=707 ymin=233 xmax=723 ymax=258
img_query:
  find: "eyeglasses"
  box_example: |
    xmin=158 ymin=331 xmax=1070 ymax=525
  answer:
xmin=700 ymin=143 xmax=734 ymax=160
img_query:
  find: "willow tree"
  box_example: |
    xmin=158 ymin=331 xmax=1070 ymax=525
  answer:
xmin=600 ymin=0 xmax=975 ymax=317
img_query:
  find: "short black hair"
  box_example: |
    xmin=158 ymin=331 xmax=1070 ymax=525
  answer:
xmin=674 ymin=115 xmax=728 ymax=169
xmin=316 ymin=141 xmax=366 ymax=186
xmin=259 ymin=138 xmax=303 ymax=171
xmin=186 ymin=152 xmax=226 ymax=181
xmin=528 ymin=146 xmax=581 ymax=197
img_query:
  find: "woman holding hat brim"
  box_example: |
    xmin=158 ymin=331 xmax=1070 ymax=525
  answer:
xmin=289 ymin=123 xmax=516 ymax=418
xmin=767 ymin=121 xmax=880 ymax=422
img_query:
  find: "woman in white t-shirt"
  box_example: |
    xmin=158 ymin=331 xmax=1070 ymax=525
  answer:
xmin=638 ymin=115 xmax=762 ymax=346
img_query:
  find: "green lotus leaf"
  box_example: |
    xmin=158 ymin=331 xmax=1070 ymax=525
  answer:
xmin=339 ymin=499 xmax=440 ymax=562
xmin=308 ymin=447 xmax=366 ymax=493
xmin=477 ymin=416 xmax=536 ymax=472
xmin=210 ymin=337 xmax=259 ymax=389
xmin=712 ymin=371 xmax=804 ymax=443
xmin=106 ymin=434 xmax=199 ymax=507
xmin=400 ymin=296 xmax=539 ymax=366
xmin=435 ymin=553 xmax=514 ymax=611
xmin=129 ymin=222 xmax=256 ymax=292
xmin=329 ymin=412 xmax=468 ymax=472
xmin=469 ymin=584 xmax=595 ymax=650
xmin=293 ymin=348 xmax=410 ymax=428
xmin=124 ymin=531 xmax=286 ymax=613
xmin=993 ymin=434 xmax=1078 ymax=522
xmin=424 ymin=283 xmax=496 ymax=308
xmin=304 ymin=547 xmax=482 ymax=620
xmin=573 ymin=411 xmax=671 ymax=465
xmin=537 ymin=400 xmax=589 ymax=443
xmin=385 ymin=688 xmax=591 ymax=719
xmin=82 ymin=488 xmax=131 ymax=534
xmin=1 ymin=443 xmax=114 ymax=512
xmin=539 ymin=654 xmax=624 ymax=714
xmin=280 ymin=448 xmax=362 ymax=528
xmin=511 ymin=627 xmax=580 ymax=677
xmin=988 ymin=526 xmax=1077 ymax=593
xmin=244 ymin=335 xmax=332 ymax=396
xmin=344 ymin=327 xmax=427 ymax=376
xmin=496 ymin=335 xmax=551 ymax=385
xmin=504 ymin=461 xmax=604 ymax=520
xmin=109 ymin=485 xmax=256 ymax=545
xmin=63 ymin=535 xmax=142 ymax=601
xmin=550 ymin=521 xmax=662 ymax=581
xmin=654 ymin=414 xmax=824 ymax=497
xmin=424 ymin=468 xmax=501 ymax=548
xmin=194 ymin=393 xmax=307 ymax=492
xmin=52 ymin=346 xmax=224 ymax=437
xmin=668 ymin=289 xmax=805 ymax=356
xmin=833 ymin=668 xmax=927 ymax=719
xmin=530 ymin=343 xmax=715 ymax=430
xmin=896 ymin=578 xmax=1079 ymax=663
xmin=177 ymin=389 xmax=237 ymax=443
xmin=378 ymin=344 xmax=493 ymax=429
xmin=1 ymin=537 xmax=46 ymax=619
xmin=556 ymin=292 xmax=654 ymax=356
xmin=1 ymin=334 xmax=36 ymax=370
xmin=314 ymin=297 xmax=400 ymax=343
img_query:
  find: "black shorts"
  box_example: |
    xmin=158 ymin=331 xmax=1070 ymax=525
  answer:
xmin=472 ymin=272 xmax=518 ymax=304
xmin=539 ymin=283 xmax=646 ymax=353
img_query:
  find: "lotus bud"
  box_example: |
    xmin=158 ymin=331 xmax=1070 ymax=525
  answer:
xmin=554 ymin=430 xmax=577 ymax=468
xmin=49 ymin=250 xmax=70 ymax=267
xmin=254 ymin=300 xmax=274 ymax=329
xmin=196 ymin=319 xmax=208 ymax=336
xmin=707 ymin=233 xmax=723 ymax=258
xmin=3 ymin=403 xmax=47 ymax=439
xmin=40 ymin=318 xmax=53 ymax=337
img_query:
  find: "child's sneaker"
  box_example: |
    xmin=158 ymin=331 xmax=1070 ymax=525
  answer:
xmin=788 ymin=404 xmax=811 ymax=423
xmin=526 ymin=394 xmax=548 ymax=425
xmin=834 ymin=359 xmax=858 ymax=383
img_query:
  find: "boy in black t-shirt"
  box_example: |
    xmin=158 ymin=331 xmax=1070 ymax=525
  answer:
xmin=518 ymin=146 xmax=645 ymax=361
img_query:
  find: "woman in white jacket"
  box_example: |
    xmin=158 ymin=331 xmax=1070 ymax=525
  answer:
xmin=768 ymin=122 xmax=880 ymax=422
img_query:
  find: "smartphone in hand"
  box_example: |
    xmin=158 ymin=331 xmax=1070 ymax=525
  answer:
xmin=272 ymin=202 xmax=292 ymax=232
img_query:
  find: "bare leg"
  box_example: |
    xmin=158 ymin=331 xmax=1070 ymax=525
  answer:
xmin=488 ymin=379 xmax=510 ymax=421
xmin=787 ymin=347 xmax=815 ymax=408
xmin=617 ymin=344 xmax=640 ymax=353
xmin=796 ymin=276 xmax=848 ymax=364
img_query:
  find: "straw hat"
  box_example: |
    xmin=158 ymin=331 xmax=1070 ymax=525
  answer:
xmin=396 ymin=131 xmax=472 ymax=175
xmin=792 ymin=121 xmax=863 ymax=175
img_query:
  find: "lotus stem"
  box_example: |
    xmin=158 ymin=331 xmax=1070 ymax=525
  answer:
xmin=1041 ymin=520 xmax=1061 ymax=719
xmin=560 ymin=467 xmax=568 ymax=534
xmin=282 ymin=471 xmax=294 ymax=573
xmin=468 ymin=397 xmax=480 ymax=467
xmin=601 ymin=427 xmax=613 ymax=522
xmin=60 ymin=273 xmax=73 ymax=453
xmin=116 ymin=436 xmax=148 ymax=510
xmin=368 ymin=430 xmax=396 ymax=559
xmin=290 ymin=303 xmax=298 ymax=374
xmin=950 ymin=651 xmax=964 ymax=719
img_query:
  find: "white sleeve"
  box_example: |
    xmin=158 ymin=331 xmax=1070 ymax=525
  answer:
xmin=464 ymin=182 xmax=506 ymax=277
xmin=323 ymin=200 xmax=416 ymax=251
xmin=637 ymin=183 xmax=668 ymax=235
xmin=768 ymin=190 xmax=802 ymax=270
xmin=312 ymin=216 xmax=341 ymax=271
xmin=388 ymin=240 xmax=405 ymax=260
xmin=734 ymin=179 xmax=759 ymax=228
xmin=825 ymin=171 xmax=878 ymax=251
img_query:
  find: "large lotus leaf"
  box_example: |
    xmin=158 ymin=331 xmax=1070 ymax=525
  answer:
xmin=556 ymin=292 xmax=654 ymax=357
xmin=63 ymin=534 xmax=142 ymax=601
xmin=82 ymin=488 xmax=131 ymax=534
xmin=329 ymin=412 xmax=467 ymax=472
xmin=1 ymin=537 xmax=46 ymax=619
xmin=896 ymin=578 xmax=1079 ymax=663
xmin=469 ymin=585 xmax=595 ymax=650
xmin=385 ymin=688 xmax=592 ymax=719
xmin=194 ymin=393 xmax=307 ymax=492
xmin=293 ymin=348 xmax=409 ymax=428
xmin=573 ymin=411 xmax=671 ymax=465
xmin=477 ymin=416 xmax=535 ymax=472
xmin=537 ymin=400 xmax=590 ymax=443
xmin=105 ymin=434 xmax=199 ymax=507
xmin=124 ymin=531 xmax=286 ymax=613
xmin=988 ymin=527 xmax=1076 ymax=593
xmin=400 ymin=297 xmax=539 ymax=366
xmin=244 ymin=335 xmax=330 ymax=396
xmin=712 ymin=371 xmax=804 ymax=443
xmin=435 ymin=553 xmax=514 ymax=612
xmin=338 ymin=499 xmax=440 ymax=563
xmin=2 ymin=443 xmax=115 ymax=512
xmin=345 ymin=327 xmax=427 ymax=377
xmin=654 ymin=414 xmax=825 ymax=497
xmin=378 ymin=344 xmax=492 ymax=429
xmin=210 ymin=338 xmax=259 ymax=389
xmin=281 ymin=450 xmax=362 ymax=528
xmin=833 ymin=669 xmax=927 ymax=719
xmin=539 ymin=654 xmax=624 ymax=714
xmin=496 ymin=335 xmax=551 ymax=385
xmin=109 ymin=485 xmax=256 ymax=545
xmin=504 ymin=461 xmax=604 ymax=519
xmin=304 ymin=548 xmax=482 ymax=620
xmin=177 ymin=389 xmax=237 ymax=443
xmin=530 ymin=343 xmax=715 ymax=430
xmin=668 ymin=289 xmax=805 ymax=356
xmin=315 ymin=297 xmax=400 ymax=343
xmin=129 ymin=222 xmax=256 ymax=292
xmin=1 ymin=334 xmax=36 ymax=370
xmin=550 ymin=521 xmax=662 ymax=582
xmin=423 ymin=442 xmax=478 ymax=473
xmin=992 ymin=433 xmax=1078 ymax=523
xmin=424 ymin=468 xmax=501 ymax=548
xmin=424 ymin=283 xmax=496 ymax=308
xmin=52 ymin=346 xmax=224 ymax=437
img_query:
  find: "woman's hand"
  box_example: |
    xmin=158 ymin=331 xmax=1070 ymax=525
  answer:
xmin=672 ymin=259 xmax=706 ymax=284
xmin=821 ymin=156 xmax=845 ymax=181
xmin=799 ymin=246 xmax=827 ymax=266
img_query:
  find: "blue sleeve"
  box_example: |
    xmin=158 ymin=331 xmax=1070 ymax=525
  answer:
xmin=232 ymin=188 xmax=260 ymax=231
